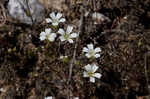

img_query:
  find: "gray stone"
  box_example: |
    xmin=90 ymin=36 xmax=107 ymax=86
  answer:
xmin=8 ymin=0 xmax=45 ymax=25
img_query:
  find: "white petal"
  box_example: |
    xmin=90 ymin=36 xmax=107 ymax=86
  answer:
xmin=0 ymin=88 xmax=4 ymax=92
xmin=83 ymin=47 xmax=88 ymax=52
xmin=45 ymin=96 xmax=52 ymax=99
xmin=51 ymin=33 xmax=56 ymax=38
xmin=48 ymin=33 xmax=56 ymax=42
xmin=48 ymin=37 xmax=54 ymax=42
xmin=90 ymin=77 xmax=95 ymax=83
xmin=92 ymin=64 xmax=99 ymax=72
xmin=45 ymin=28 xmax=51 ymax=33
xmin=70 ymin=33 xmax=77 ymax=38
xmin=56 ymin=12 xmax=62 ymax=19
xmin=68 ymin=39 xmax=73 ymax=43
xmin=87 ymin=44 xmax=94 ymax=50
xmin=94 ymin=47 xmax=101 ymax=53
xmin=94 ymin=54 xmax=100 ymax=58
xmin=45 ymin=18 xmax=52 ymax=23
xmin=93 ymin=73 xmax=102 ymax=79
xmin=66 ymin=26 xmax=73 ymax=34
xmin=75 ymin=97 xmax=79 ymax=99
xmin=52 ymin=22 xmax=59 ymax=26
xmin=83 ymin=71 xmax=88 ymax=77
xmin=58 ymin=28 xmax=65 ymax=35
xmin=85 ymin=53 xmax=91 ymax=58
xmin=40 ymin=36 xmax=46 ymax=41
xmin=50 ymin=12 xmax=56 ymax=19
xmin=85 ymin=64 xmax=91 ymax=71
xmin=59 ymin=18 xmax=66 ymax=22
xmin=59 ymin=36 xmax=66 ymax=41
xmin=40 ymin=32 xmax=46 ymax=36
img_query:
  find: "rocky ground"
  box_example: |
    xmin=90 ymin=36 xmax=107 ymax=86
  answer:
xmin=0 ymin=0 xmax=150 ymax=99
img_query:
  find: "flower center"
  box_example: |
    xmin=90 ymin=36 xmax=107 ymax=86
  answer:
xmin=53 ymin=19 xmax=58 ymax=23
xmin=64 ymin=33 xmax=70 ymax=40
xmin=89 ymin=50 xmax=95 ymax=57
xmin=46 ymin=34 xmax=50 ymax=40
xmin=88 ymin=71 xmax=94 ymax=77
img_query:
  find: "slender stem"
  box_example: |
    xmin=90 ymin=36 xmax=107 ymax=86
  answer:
xmin=67 ymin=0 xmax=86 ymax=99
xmin=144 ymin=52 xmax=150 ymax=98
xmin=65 ymin=0 xmax=70 ymax=8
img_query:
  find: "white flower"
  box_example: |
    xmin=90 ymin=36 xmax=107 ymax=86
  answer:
xmin=83 ymin=44 xmax=101 ymax=59
xmin=46 ymin=12 xmax=66 ymax=26
xmin=40 ymin=28 xmax=56 ymax=42
xmin=58 ymin=26 xmax=77 ymax=43
xmin=74 ymin=97 xmax=79 ymax=99
xmin=83 ymin=64 xmax=102 ymax=83
xmin=60 ymin=55 xmax=68 ymax=59
xmin=44 ymin=96 xmax=52 ymax=99
xmin=0 ymin=88 xmax=4 ymax=92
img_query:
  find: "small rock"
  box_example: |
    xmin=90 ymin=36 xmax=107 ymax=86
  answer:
xmin=8 ymin=0 xmax=45 ymax=25
xmin=92 ymin=12 xmax=111 ymax=24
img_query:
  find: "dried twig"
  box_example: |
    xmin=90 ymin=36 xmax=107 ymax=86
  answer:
xmin=65 ymin=0 xmax=70 ymax=8
xmin=66 ymin=0 xmax=86 ymax=98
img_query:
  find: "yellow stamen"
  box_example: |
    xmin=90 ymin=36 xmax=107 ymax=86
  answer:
xmin=89 ymin=50 xmax=95 ymax=57
xmin=88 ymin=71 xmax=94 ymax=77
xmin=64 ymin=33 xmax=69 ymax=40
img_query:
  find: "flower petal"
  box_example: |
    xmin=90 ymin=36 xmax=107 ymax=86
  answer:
xmin=40 ymin=36 xmax=46 ymax=41
xmin=85 ymin=64 xmax=91 ymax=71
xmin=48 ymin=37 xmax=54 ymax=42
xmin=92 ymin=64 xmax=99 ymax=72
xmin=83 ymin=71 xmax=88 ymax=77
xmin=48 ymin=33 xmax=56 ymax=42
xmin=68 ymin=39 xmax=73 ymax=43
xmin=52 ymin=22 xmax=59 ymax=26
xmin=51 ymin=33 xmax=56 ymax=39
xmin=83 ymin=47 xmax=88 ymax=52
xmin=45 ymin=18 xmax=52 ymax=23
xmin=40 ymin=32 xmax=46 ymax=36
xmin=58 ymin=28 xmax=65 ymax=35
xmin=50 ymin=12 xmax=56 ymax=19
xmin=70 ymin=33 xmax=77 ymax=38
xmin=59 ymin=18 xmax=66 ymax=22
xmin=66 ymin=26 xmax=73 ymax=34
xmin=90 ymin=77 xmax=95 ymax=83
xmin=75 ymin=97 xmax=79 ymax=99
xmin=56 ymin=12 xmax=62 ymax=19
xmin=85 ymin=53 xmax=91 ymax=58
xmin=94 ymin=47 xmax=101 ymax=53
xmin=94 ymin=54 xmax=100 ymax=58
xmin=45 ymin=28 xmax=51 ymax=33
xmin=45 ymin=96 xmax=52 ymax=99
xmin=87 ymin=44 xmax=94 ymax=50
xmin=93 ymin=73 xmax=102 ymax=79
xmin=59 ymin=36 xmax=66 ymax=41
